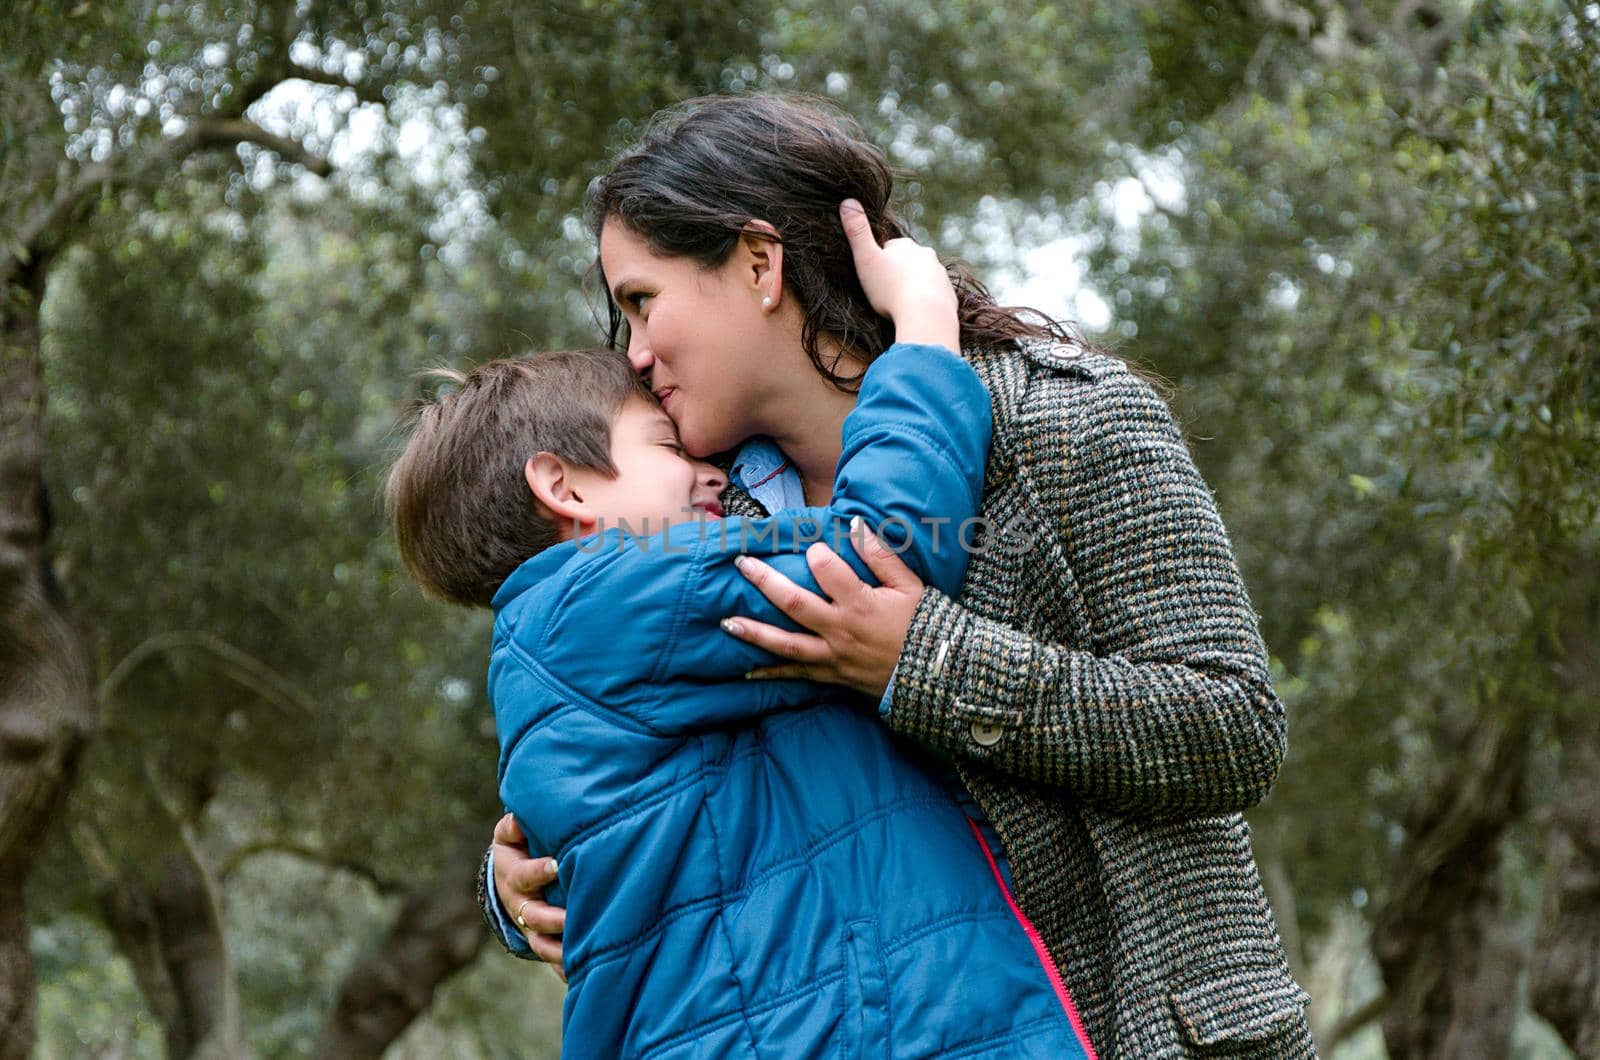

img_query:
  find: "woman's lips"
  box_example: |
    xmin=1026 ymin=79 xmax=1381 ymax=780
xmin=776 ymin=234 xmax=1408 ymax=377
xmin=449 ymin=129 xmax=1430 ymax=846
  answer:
xmin=694 ymin=500 xmax=724 ymax=519
xmin=654 ymin=386 xmax=676 ymax=411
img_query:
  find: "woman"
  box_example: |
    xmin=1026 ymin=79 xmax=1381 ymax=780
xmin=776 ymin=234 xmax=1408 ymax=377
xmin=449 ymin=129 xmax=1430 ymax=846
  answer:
xmin=484 ymin=94 xmax=1314 ymax=1057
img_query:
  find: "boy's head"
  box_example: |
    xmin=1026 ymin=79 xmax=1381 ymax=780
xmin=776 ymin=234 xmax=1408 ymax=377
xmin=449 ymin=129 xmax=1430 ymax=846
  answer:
xmin=387 ymin=348 xmax=727 ymax=608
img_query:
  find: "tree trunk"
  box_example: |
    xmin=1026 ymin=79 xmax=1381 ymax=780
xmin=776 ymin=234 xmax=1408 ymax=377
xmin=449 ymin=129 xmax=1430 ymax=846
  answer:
xmin=0 ymin=259 xmax=96 ymax=1060
xmin=92 ymin=841 xmax=246 ymax=1060
xmin=1372 ymin=711 xmax=1529 ymax=1060
xmin=309 ymin=830 xmax=487 ymax=1059
xmin=1530 ymin=615 xmax=1600 ymax=1057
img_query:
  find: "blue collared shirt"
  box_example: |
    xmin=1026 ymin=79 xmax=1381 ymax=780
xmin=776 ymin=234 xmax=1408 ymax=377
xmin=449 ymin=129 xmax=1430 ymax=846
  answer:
xmin=728 ymin=435 xmax=808 ymax=515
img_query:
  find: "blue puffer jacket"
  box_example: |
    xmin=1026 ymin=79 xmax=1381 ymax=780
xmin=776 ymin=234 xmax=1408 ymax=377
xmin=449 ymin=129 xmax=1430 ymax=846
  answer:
xmin=490 ymin=342 xmax=1096 ymax=1059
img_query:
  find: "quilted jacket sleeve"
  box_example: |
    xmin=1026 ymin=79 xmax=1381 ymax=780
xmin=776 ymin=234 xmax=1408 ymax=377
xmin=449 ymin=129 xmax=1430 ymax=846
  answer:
xmin=476 ymin=847 xmax=535 ymax=958
xmin=621 ymin=340 xmax=993 ymax=733
xmin=883 ymin=357 xmax=1287 ymax=815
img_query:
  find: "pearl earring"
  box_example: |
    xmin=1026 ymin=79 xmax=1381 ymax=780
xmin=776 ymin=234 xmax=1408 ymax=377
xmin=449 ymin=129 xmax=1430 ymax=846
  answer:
xmin=761 ymin=296 xmax=773 ymax=308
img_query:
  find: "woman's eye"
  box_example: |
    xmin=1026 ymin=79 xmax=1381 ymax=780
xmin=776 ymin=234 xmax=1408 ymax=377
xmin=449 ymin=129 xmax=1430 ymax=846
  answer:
xmin=627 ymin=292 xmax=652 ymax=312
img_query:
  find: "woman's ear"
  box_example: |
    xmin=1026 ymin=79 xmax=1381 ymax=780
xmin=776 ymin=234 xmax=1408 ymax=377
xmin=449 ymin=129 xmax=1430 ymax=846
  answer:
xmin=525 ymin=452 xmax=589 ymax=537
xmin=737 ymin=220 xmax=784 ymax=312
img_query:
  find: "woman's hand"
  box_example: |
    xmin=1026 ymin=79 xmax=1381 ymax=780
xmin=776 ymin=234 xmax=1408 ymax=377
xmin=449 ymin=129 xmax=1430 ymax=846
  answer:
xmin=840 ymin=199 xmax=959 ymax=353
xmin=724 ymin=521 xmax=925 ymax=698
xmin=492 ymin=813 xmax=567 ymax=981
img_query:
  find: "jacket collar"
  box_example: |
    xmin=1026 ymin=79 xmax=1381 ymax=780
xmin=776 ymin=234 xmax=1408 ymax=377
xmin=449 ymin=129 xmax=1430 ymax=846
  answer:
xmin=965 ymin=343 xmax=1030 ymax=463
xmin=969 ymin=338 xmax=1103 ymax=454
xmin=491 ymin=540 xmax=581 ymax=613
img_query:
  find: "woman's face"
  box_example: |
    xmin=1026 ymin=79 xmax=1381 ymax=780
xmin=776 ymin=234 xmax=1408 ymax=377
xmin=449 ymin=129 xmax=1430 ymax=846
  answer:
xmin=599 ymin=220 xmax=780 ymax=459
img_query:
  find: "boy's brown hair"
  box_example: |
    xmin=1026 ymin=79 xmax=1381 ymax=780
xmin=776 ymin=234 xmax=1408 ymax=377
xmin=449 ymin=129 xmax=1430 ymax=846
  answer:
xmin=387 ymin=348 xmax=654 ymax=607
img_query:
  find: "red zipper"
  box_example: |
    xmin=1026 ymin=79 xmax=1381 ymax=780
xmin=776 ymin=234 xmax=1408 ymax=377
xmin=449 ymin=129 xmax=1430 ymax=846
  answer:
xmin=965 ymin=816 xmax=1099 ymax=1059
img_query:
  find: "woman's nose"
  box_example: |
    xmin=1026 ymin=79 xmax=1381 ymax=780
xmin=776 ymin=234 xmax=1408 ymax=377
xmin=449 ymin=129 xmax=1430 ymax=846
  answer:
xmin=626 ymin=332 xmax=654 ymax=375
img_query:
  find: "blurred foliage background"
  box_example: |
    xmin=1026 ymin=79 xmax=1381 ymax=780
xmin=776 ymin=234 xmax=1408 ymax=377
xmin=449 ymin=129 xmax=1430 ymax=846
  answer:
xmin=1 ymin=1 xmax=1595 ymax=1057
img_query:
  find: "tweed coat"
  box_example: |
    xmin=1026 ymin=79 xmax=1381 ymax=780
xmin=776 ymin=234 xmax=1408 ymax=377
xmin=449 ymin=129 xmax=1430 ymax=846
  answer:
xmin=478 ymin=339 xmax=1315 ymax=1058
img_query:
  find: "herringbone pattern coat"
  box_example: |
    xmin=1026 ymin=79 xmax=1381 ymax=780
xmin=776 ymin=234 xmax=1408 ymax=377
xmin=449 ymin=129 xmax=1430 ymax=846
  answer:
xmin=480 ymin=339 xmax=1315 ymax=1058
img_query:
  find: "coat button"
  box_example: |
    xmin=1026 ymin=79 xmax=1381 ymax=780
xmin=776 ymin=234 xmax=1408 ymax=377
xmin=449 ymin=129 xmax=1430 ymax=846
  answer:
xmin=969 ymin=720 xmax=1004 ymax=747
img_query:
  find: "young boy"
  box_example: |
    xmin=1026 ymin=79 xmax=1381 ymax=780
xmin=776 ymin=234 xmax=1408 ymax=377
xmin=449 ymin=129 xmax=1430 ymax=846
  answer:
xmin=388 ymin=290 xmax=1095 ymax=1058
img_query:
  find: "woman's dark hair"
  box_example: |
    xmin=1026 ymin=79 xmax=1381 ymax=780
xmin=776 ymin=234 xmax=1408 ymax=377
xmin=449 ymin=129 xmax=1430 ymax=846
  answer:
xmin=586 ymin=93 xmax=1084 ymax=390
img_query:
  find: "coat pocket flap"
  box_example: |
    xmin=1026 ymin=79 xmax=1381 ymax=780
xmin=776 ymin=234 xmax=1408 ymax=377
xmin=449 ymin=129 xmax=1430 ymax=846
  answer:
xmin=1169 ymin=955 xmax=1310 ymax=1048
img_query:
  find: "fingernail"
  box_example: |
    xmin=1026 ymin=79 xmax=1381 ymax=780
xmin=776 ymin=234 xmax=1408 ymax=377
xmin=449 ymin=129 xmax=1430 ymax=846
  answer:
xmin=733 ymin=555 xmax=749 ymax=572
xmin=545 ymin=859 xmax=560 ymax=878
xmin=841 ymin=198 xmax=863 ymax=214
xmin=721 ymin=618 xmax=745 ymax=636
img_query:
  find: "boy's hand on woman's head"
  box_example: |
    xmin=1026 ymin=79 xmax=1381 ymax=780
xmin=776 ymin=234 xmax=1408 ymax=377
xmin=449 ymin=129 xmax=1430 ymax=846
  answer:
xmin=839 ymin=199 xmax=960 ymax=353
xmin=492 ymin=813 xmax=567 ymax=980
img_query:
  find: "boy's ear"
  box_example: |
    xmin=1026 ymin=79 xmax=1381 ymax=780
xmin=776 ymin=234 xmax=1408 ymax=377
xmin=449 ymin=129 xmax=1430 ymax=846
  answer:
xmin=524 ymin=453 xmax=587 ymax=530
xmin=737 ymin=221 xmax=784 ymax=312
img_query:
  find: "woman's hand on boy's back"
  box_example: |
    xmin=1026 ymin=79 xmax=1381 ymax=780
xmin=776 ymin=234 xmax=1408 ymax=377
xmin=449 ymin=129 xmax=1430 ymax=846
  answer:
xmin=492 ymin=813 xmax=566 ymax=979
xmin=840 ymin=199 xmax=959 ymax=353
xmin=726 ymin=523 xmax=924 ymax=698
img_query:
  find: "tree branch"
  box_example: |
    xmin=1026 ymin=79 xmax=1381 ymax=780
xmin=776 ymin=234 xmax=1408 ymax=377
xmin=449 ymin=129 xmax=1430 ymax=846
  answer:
xmin=218 ymin=839 xmax=404 ymax=895
xmin=188 ymin=117 xmax=333 ymax=177
xmin=91 ymin=760 xmax=247 ymax=1060
xmin=1324 ymin=992 xmax=1387 ymax=1051
xmin=1256 ymin=0 xmax=1468 ymax=72
xmin=221 ymin=0 xmax=298 ymax=118
xmin=224 ymin=2 xmax=387 ymax=117
xmin=1338 ymin=0 xmax=1467 ymax=68
xmin=1258 ymin=0 xmax=1360 ymax=63
xmin=1413 ymin=10 xmax=1471 ymax=68
xmin=288 ymin=62 xmax=388 ymax=107
xmin=1391 ymin=0 xmax=1428 ymax=33
xmin=2 ymin=117 xmax=330 ymax=291
xmin=311 ymin=828 xmax=489 ymax=1060
xmin=1334 ymin=0 xmax=1387 ymax=46
xmin=99 ymin=628 xmax=317 ymax=724
xmin=71 ymin=822 xmax=184 ymax=1049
